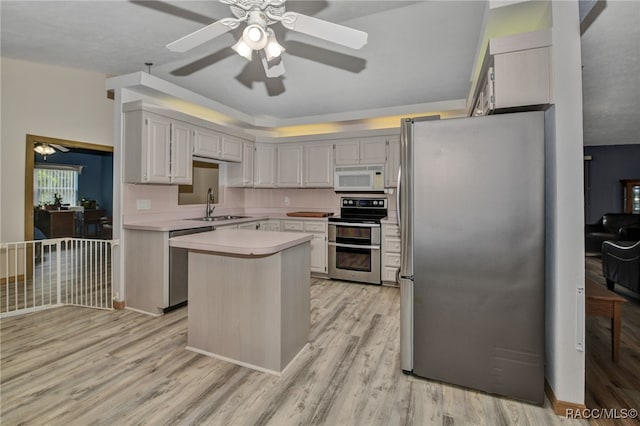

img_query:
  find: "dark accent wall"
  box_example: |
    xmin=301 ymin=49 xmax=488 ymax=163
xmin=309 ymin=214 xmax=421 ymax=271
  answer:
xmin=584 ymin=144 xmax=640 ymax=222
xmin=36 ymin=151 xmax=114 ymax=216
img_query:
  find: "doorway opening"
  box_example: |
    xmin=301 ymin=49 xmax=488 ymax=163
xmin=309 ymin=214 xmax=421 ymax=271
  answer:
xmin=24 ymin=134 xmax=114 ymax=241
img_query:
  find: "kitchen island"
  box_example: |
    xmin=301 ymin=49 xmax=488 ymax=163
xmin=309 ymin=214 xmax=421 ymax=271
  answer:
xmin=169 ymin=229 xmax=312 ymax=375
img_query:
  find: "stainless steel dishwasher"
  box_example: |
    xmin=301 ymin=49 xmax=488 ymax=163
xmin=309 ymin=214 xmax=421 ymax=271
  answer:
xmin=168 ymin=226 xmax=213 ymax=312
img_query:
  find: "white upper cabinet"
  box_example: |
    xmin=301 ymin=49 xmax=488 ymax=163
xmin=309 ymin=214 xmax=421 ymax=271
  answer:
xmin=124 ymin=110 xmax=193 ymax=185
xmin=170 ymin=121 xmax=193 ymax=185
xmin=227 ymin=141 xmax=254 ymax=187
xmin=385 ymin=136 xmax=400 ymax=188
xmin=471 ymin=30 xmax=552 ymax=116
xmin=277 ymin=144 xmax=303 ymax=187
xmin=144 ymin=113 xmax=171 ymax=184
xmin=334 ymin=141 xmax=360 ymax=165
xmin=254 ymin=143 xmax=277 ymax=187
xmin=221 ymin=135 xmax=243 ymax=162
xmin=193 ymin=128 xmax=243 ymax=162
xmin=303 ymin=143 xmax=333 ymax=187
xmin=492 ymin=47 xmax=551 ymax=110
xmin=192 ymin=126 xmax=221 ymax=158
xmin=334 ymin=138 xmax=387 ymax=165
xmin=359 ymin=137 xmax=387 ymax=164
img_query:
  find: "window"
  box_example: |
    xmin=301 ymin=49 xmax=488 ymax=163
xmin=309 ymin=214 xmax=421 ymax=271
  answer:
xmin=34 ymin=164 xmax=81 ymax=207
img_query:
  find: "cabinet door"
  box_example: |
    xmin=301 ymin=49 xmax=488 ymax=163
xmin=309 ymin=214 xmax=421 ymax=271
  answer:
xmin=310 ymin=235 xmax=327 ymax=273
xmin=238 ymin=221 xmax=259 ymax=230
xmin=334 ymin=141 xmax=360 ymax=165
xmin=241 ymin=142 xmax=254 ymax=186
xmin=303 ymin=143 xmax=333 ymax=187
xmin=170 ymin=121 xmax=193 ymax=184
xmin=493 ymin=47 xmax=551 ymax=109
xmin=254 ymin=144 xmax=277 ymax=187
xmin=385 ymin=137 xmax=400 ymax=187
xmin=359 ymin=138 xmax=387 ymax=164
xmin=277 ymin=144 xmax=303 ymax=187
xmin=144 ymin=114 xmax=172 ymax=183
xmin=221 ymin=135 xmax=243 ymax=162
xmin=226 ymin=141 xmax=254 ymax=187
xmin=193 ymin=126 xmax=221 ymax=158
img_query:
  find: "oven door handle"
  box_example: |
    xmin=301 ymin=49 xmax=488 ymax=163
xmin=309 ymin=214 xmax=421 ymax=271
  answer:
xmin=328 ymin=242 xmax=381 ymax=250
xmin=329 ymin=222 xmax=380 ymax=228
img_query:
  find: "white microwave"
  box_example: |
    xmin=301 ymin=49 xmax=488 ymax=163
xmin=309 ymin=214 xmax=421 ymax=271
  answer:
xmin=334 ymin=164 xmax=385 ymax=192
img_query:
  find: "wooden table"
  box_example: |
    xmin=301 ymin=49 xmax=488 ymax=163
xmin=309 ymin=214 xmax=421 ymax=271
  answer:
xmin=586 ymin=280 xmax=627 ymax=362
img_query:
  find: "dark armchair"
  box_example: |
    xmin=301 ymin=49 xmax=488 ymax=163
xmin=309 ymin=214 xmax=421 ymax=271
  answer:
xmin=602 ymin=240 xmax=640 ymax=294
xmin=585 ymin=213 xmax=640 ymax=255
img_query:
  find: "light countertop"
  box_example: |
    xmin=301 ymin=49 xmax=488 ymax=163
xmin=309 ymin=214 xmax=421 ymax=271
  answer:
xmin=123 ymin=216 xmax=269 ymax=232
xmin=123 ymin=214 xmax=330 ymax=232
xmin=169 ymin=229 xmax=312 ymax=256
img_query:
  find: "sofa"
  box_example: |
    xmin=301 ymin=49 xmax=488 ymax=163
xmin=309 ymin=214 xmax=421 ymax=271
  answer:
xmin=585 ymin=213 xmax=640 ymax=255
xmin=602 ymin=240 xmax=640 ymax=294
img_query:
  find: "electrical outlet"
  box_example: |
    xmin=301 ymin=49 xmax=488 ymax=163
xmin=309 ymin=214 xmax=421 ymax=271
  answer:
xmin=284 ymin=196 xmax=290 ymax=206
xmin=137 ymin=199 xmax=151 ymax=210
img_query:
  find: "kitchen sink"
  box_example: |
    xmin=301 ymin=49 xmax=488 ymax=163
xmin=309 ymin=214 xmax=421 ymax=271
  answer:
xmin=187 ymin=215 xmax=248 ymax=222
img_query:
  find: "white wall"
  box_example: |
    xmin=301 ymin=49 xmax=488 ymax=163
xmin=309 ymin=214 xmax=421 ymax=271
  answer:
xmin=544 ymin=2 xmax=586 ymax=405
xmin=0 ymin=57 xmax=113 ymax=242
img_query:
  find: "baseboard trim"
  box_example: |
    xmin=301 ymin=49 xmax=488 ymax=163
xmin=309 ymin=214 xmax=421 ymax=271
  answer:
xmin=545 ymin=379 xmax=586 ymax=417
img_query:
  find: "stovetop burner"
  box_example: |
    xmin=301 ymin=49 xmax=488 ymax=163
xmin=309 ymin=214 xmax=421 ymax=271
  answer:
xmin=329 ymin=197 xmax=388 ymax=224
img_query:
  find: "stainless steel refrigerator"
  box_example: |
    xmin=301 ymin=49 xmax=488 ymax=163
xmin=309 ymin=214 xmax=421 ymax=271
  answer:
xmin=398 ymin=111 xmax=545 ymax=404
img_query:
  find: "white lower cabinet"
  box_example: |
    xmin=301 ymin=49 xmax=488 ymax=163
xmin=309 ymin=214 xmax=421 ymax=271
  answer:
xmin=215 ymin=224 xmax=238 ymax=230
xmin=259 ymin=219 xmax=281 ymax=231
xmin=382 ymin=223 xmax=401 ymax=285
xmin=124 ymin=229 xmax=169 ymax=314
xmin=267 ymin=219 xmax=327 ymax=274
xmin=305 ymin=221 xmax=327 ymax=275
xmin=238 ymin=221 xmax=260 ymax=230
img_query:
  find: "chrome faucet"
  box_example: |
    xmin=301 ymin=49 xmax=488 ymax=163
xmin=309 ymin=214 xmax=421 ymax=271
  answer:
xmin=206 ymin=187 xmax=215 ymax=218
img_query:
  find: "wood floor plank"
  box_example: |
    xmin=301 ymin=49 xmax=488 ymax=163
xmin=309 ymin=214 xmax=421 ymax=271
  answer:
xmin=1 ymin=279 xmax=593 ymax=425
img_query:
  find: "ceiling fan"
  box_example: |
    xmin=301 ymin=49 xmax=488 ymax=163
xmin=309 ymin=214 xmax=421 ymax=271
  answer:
xmin=166 ymin=0 xmax=368 ymax=78
xmin=34 ymin=142 xmax=69 ymax=160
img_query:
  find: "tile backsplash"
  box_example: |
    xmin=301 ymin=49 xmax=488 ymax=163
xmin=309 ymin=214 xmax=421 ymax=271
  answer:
xmin=123 ymin=183 xmax=396 ymax=220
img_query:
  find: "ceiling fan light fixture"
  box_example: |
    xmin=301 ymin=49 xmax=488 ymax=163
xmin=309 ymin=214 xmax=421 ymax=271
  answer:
xmin=232 ymin=38 xmax=253 ymax=61
xmin=264 ymin=29 xmax=285 ymax=61
xmin=242 ymin=24 xmax=267 ymax=50
xmin=34 ymin=143 xmax=56 ymax=156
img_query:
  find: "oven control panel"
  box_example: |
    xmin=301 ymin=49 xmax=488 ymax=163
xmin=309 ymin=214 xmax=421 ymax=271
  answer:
xmin=342 ymin=198 xmax=387 ymax=208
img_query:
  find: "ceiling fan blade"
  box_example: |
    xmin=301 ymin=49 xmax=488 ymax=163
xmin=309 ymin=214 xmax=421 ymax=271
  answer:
xmin=260 ymin=51 xmax=285 ymax=78
xmin=167 ymin=18 xmax=242 ymax=53
xmin=50 ymin=144 xmax=69 ymax=152
xmin=280 ymin=12 xmax=367 ymax=50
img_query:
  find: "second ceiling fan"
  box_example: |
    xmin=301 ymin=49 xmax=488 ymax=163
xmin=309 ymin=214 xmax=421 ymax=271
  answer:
xmin=166 ymin=0 xmax=368 ymax=78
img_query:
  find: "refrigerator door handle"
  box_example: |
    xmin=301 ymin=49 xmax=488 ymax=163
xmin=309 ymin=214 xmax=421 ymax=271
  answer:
xmin=399 ymin=119 xmax=413 ymax=279
xmin=396 ymin=165 xmax=401 ymax=230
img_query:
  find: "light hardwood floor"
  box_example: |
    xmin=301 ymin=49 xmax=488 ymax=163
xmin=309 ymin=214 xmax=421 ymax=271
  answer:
xmin=1 ymin=277 xmax=587 ymax=425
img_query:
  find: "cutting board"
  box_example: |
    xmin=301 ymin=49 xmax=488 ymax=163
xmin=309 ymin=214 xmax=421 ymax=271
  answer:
xmin=286 ymin=211 xmax=334 ymax=218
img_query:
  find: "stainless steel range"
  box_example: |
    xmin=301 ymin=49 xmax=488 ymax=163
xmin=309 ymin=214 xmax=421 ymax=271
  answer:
xmin=328 ymin=197 xmax=387 ymax=285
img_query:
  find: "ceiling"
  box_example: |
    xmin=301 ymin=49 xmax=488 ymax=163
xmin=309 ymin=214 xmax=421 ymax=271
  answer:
xmin=580 ymin=0 xmax=639 ymax=146
xmin=1 ymin=1 xmax=638 ymax=144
